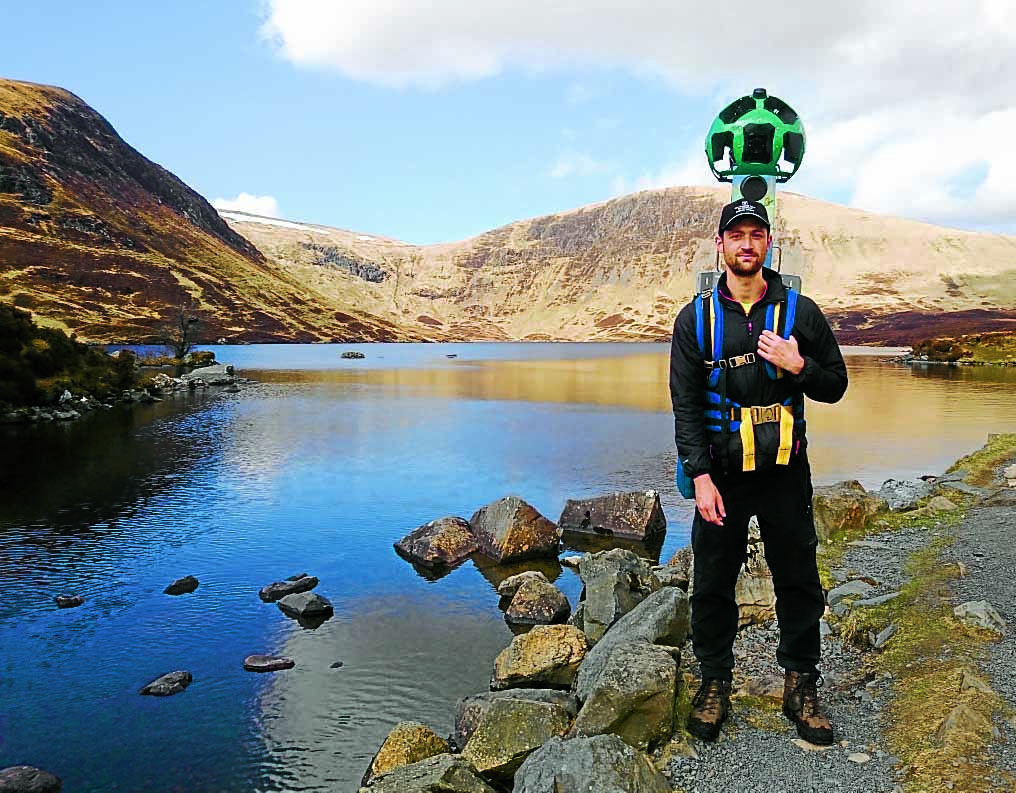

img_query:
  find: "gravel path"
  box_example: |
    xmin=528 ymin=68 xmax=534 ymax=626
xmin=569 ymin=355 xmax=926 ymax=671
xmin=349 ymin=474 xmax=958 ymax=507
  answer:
xmin=662 ymin=500 xmax=1016 ymax=793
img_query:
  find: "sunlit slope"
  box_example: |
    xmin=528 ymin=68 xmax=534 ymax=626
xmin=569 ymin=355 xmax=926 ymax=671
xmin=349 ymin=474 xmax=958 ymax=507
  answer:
xmin=0 ymin=79 xmax=419 ymax=342
xmin=228 ymin=187 xmax=1016 ymax=344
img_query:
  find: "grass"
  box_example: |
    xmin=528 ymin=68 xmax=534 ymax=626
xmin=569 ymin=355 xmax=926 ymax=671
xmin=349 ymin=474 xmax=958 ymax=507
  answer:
xmin=816 ymin=434 xmax=1016 ymax=793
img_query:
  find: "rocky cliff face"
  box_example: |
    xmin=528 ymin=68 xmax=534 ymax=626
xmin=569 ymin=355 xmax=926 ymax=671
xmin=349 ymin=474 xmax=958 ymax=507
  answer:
xmin=0 ymin=79 xmax=415 ymax=343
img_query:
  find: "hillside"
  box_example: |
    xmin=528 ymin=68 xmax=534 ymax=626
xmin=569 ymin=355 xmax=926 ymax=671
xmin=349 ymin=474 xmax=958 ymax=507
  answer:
xmin=224 ymin=189 xmax=1016 ymax=345
xmin=0 ymin=78 xmax=421 ymax=343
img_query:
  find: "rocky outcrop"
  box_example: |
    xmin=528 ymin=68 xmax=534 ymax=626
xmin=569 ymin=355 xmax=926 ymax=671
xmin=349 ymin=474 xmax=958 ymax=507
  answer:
xmin=504 ymin=577 xmax=571 ymax=626
xmin=164 ymin=576 xmax=199 ymax=595
xmin=259 ymin=575 xmax=319 ymax=603
xmin=0 ymin=766 xmax=62 ymax=793
xmin=357 ymin=754 xmax=495 ymax=792
xmin=490 ymin=624 xmax=588 ymax=691
xmin=514 ymin=735 xmax=671 ymax=793
xmin=812 ymin=481 xmax=887 ymax=542
xmin=569 ymin=640 xmax=678 ymax=751
xmin=469 ymin=496 xmax=559 ymax=563
xmin=577 ymin=549 xmax=660 ymax=644
xmin=460 ymin=698 xmax=572 ymax=784
xmin=453 ymin=690 xmax=579 ymax=751
xmin=393 ymin=517 xmax=477 ymax=569
xmin=558 ymin=491 xmax=667 ymax=542
xmin=138 ymin=670 xmax=192 ymax=696
xmin=360 ymin=721 xmax=449 ymax=787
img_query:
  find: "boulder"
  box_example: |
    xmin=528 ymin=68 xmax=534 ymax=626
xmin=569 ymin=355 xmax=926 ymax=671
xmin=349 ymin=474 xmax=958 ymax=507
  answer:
xmin=164 ymin=575 xmax=199 ymax=595
xmin=735 ymin=517 xmax=775 ymax=628
xmin=139 ymin=670 xmax=192 ymax=696
xmin=453 ymin=690 xmax=580 ymax=751
xmin=243 ymin=655 xmax=295 ymax=672
xmin=514 ymin=735 xmax=671 ymax=793
xmin=181 ymin=364 xmax=234 ymax=382
xmin=277 ymin=591 xmax=334 ymax=626
xmin=393 ymin=516 xmax=477 ymax=569
xmin=0 ymin=766 xmax=62 ymax=793
xmin=575 ymin=587 xmax=690 ymax=700
xmin=954 ymin=600 xmax=1007 ymax=634
xmin=578 ymin=549 xmax=660 ymax=644
xmin=570 ymin=640 xmax=678 ymax=751
xmin=357 ymin=754 xmax=495 ymax=793
xmin=491 ymin=624 xmax=588 ymax=691
xmin=469 ymin=496 xmax=559 ymax=563
xmin=878 ymin=478 xmax=933 ymax=511
xmin=361 ymin=721 xmax=449 ymax=787
xmin=54 ymin=595 xmax=84 ymax=609
xmin=496 ymin=570 xmax=548 ymax=599
xmin=811 ymin=481 xmax=887 ymax=542
xmin=827 ymin=579 xmax=876 ymax=607
xmin=652 ymin=565 xmax=689 ymax=591
xmin=461 ymin=698 xmax=572 ymax=784
xmin=258 ymin=574 xmax=319 ymax=602
xmin=505 ymin=578 xmax=571 ymax=626
xmin=557 ymin=491 xmax=666 ymax=542
xmin=935 ymin=703 xmax=994 ymax=748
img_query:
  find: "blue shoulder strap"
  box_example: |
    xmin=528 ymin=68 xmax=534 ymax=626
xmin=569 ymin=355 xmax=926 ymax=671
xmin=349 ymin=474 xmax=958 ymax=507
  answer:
xmin=763 ymin=288 xmax=799 ymax=379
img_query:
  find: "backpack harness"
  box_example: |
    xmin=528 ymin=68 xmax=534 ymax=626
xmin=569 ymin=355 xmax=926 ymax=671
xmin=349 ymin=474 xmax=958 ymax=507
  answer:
xmin=694 ymin=286 xmax=804 ymax=472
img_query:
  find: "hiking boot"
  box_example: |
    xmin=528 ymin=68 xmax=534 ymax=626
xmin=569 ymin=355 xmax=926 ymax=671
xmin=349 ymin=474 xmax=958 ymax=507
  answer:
xmin=687 ymin=678 xmax=732 ymax=741
xmin=783 ymin=670 xmax=834 ymax=745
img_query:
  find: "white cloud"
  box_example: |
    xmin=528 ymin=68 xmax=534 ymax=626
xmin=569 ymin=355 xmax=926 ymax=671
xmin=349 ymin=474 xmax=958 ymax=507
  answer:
xmin=261 ymin=0 xmax=1016 ymax=230
xmin=550 ymin=152 xmax=613 ymax=180
xmin=212 ymin=193 xmax=281 ymax=218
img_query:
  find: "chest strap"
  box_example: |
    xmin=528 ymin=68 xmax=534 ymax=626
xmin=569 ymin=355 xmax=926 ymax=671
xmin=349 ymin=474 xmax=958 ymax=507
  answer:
xmin=730 ymin=403 xmax=796 ymax=471
xmin=704 ymin=352 xmax=757 ymax=370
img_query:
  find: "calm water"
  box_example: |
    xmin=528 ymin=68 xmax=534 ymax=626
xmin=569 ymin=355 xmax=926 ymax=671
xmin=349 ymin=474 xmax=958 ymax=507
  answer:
xmin=2 ymin=343 xmax=1016 ymax=792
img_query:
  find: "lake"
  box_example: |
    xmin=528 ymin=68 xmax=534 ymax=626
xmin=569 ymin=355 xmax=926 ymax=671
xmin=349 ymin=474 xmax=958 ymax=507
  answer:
xmin=2 ymin=343 xmax=1015 ymax=792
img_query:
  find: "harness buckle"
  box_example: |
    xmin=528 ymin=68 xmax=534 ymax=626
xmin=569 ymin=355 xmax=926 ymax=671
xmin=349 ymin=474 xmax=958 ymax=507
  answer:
xmin=750 ymin=404 xmax=783 ymax=424
xmin=728 ymin=352 xmax=756 ymax=368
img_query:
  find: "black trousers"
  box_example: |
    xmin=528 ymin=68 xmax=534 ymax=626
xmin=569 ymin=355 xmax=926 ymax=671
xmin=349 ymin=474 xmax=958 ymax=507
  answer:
xmin=690 ymin=451 xmax=825 ymax=682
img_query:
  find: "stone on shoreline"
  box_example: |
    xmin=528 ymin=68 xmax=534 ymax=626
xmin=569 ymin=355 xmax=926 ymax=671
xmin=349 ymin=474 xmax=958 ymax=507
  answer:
xmin=393 ymin=516 xmax=477 ymax=570
xmin=954 ymin=600 xmax=1007 ymax=634
xmin=356 ymin=754 xmax=494 ymax=793
xmin=164 ymin=575 xmax=199 ymax=595
xmin=360 ymin=721 xmax=449 ymax=787
xmin=469 ymin=496 xmax=559 ymax=563
xmin=0 ymin=765 xmax=63 ymax=793
xmin=812 ymin=480 xmax=887 ymax=542
xmin=259 ymin=574 xmax=319 ymax=603
xmin=453 ymin=690 xmax=579 ymax=752
xmin=577 ymin=549 xmax=660 ymax=645
xmin=504 ymin=577 xmax=570 ymax=626
xmin=139 ymin=670 xmax=192 ymax=696
xmin=514 ymin=735 xmax=671 ymax=793
xmin=491 ymin=625 xmax=588 ymax=691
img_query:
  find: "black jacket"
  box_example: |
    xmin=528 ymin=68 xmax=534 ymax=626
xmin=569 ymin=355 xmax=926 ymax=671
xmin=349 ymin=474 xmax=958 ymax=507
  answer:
xmin=669 ymin=267 xmax=848 ymax=478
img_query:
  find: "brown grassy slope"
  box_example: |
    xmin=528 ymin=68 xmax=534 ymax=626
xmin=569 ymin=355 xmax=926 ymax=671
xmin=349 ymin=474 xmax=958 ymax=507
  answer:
xmin=228 ymin=187 xmax=1016 ymax=344
xmin=0 ymin=79 xmax=421 ymax=343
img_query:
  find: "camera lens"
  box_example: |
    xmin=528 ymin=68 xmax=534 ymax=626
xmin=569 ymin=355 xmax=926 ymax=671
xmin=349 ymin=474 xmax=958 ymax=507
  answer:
xmin=740 ymin=176 xmax=768 ymax=202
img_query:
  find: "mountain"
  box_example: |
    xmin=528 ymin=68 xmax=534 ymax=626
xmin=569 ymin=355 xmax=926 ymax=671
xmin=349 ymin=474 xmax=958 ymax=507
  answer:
xmin=224 ymin=189 xmax=1016 ymax=345
xmin=0 ymin=78 xmax=416 ymax=343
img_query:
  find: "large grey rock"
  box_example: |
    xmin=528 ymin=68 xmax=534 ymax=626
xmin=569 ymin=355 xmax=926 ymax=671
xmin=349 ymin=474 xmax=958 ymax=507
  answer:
xmin=358 ymin=754 xmax=495 ymax=792
xmin=361 ymin=721 xmax=449 ymax=787
xmin=827 ymin=579 xmax=876 ymax=607
xmin=954 ymin=600 xmax=1007 ymax=634
xmin=181 ymin=364 xmax=234 ymax=383
xmin=578 ymin=549 xmax=660 ymax=644
xmin=139 ymin=670 xmax=192 ymax=696
xmin=259 ymin=574 xmax=319 ymax=602
xmin=393 ymin=516 xmax=478 ymax=569
xmin=453 ymin=689 xmax=579 ymax=751
xmin=514 ymin=735 xmax=671 ymax=793
xmin=576 ymin=586 xmax=689 ymax=699
xmin=811 ymin=481 xmax=887 ymax=542
xmin=277 ymin=591 xmax=334 ymax=625
xmin=496 ymin=570 xmax=548 ymax=599
xmin=504 ymin=577 xmax=571 ymax=625
xmin=0 ymin=766 xmax=62 ymax=793
xmin=878 ymin=478 xmax=933 ymax=511
xmin=491 ymin=624 xmax=588 ymax=690
xmin=570 ymin=640 xmax=678 ymax=751
xmin=461 ymin=698 xmax=572 ymax=783
xmin=469 ymin=496 xmax=559 ymax=563
xmin=557 ymin=491 xmax=666 ymax=542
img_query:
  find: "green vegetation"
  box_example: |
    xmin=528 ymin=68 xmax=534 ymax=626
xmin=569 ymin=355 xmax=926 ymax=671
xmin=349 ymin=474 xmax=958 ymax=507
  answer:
xmin=0 ymin=302 xmax=140 ymax=407
xmin=912 ymin=331 xmax=1016 ymax=364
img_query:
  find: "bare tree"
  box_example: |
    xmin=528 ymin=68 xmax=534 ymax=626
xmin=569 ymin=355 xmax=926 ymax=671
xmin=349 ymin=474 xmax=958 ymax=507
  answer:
xmin=164 ymin=304 xmax=200 ymax=360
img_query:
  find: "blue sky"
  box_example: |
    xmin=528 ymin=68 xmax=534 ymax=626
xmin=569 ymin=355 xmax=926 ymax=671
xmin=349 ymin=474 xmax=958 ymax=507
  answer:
xmin=5 ymin=1 xmax=1015 ymax=244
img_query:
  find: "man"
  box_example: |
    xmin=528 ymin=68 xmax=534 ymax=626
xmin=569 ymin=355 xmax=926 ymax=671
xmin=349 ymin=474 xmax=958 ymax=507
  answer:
xmin=669 ymin=199 xmax=848 ymax=744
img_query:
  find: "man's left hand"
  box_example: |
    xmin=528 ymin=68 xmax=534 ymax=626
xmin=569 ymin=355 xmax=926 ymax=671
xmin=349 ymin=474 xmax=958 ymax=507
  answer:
xmin=758 ymin=331 xmax=804 ymax=375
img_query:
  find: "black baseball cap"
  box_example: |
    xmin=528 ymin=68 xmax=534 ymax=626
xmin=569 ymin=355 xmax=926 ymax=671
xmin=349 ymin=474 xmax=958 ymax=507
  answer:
xmin=718 ymin=199 xmax=770 ymax=234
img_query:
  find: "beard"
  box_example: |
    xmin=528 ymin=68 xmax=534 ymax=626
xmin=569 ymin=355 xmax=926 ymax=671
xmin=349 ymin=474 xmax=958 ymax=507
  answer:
xmin=723 ymin=249 xmax=764 ymax=277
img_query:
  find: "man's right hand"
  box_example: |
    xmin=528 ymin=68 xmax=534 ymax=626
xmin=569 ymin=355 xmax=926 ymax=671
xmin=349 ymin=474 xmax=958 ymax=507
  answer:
xmin=694 ymin=473 xmax=725 ymax=525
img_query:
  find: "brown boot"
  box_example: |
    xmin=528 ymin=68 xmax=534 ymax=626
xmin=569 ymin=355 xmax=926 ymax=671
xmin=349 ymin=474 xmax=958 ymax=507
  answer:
xmin=687 ymin=678 xmax=732 ymax=741
xmin=783 ymin=670 xmax=834 ymax=745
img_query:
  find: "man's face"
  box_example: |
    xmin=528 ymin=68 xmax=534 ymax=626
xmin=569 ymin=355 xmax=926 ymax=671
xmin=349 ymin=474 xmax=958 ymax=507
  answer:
xmin=715 ymin=219 xmax=771 ymax=277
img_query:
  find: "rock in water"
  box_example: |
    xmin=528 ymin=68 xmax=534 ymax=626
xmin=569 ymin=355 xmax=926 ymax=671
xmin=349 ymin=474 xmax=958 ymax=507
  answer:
xmin=0 ymin=766 xmax=63 ymax=793
xmin=355 ymin=754 xmax=495 ymax=793
xmin=504 ymin=577 xmax=571 ymax=626
xmin=139 ymin=670 xmax=192 ymax=696
xmin=360 ymin=721 xmax=449 ymax=786
xmin=393 ymin=516 xmax=477 ymax=569
xmin=54 ymin=595 xmax=84 ymax=609
xmin=469 ymin=496 xmax=559 ymax=563
xmin=243 ymin=655 xmax=296 ymax=672
xmin=259 ymin=575 xmax=319 ymax=602
xmin=557 ymin=490 xmax=667 ymax=541
xmin=164 ymin=575 xmax=199 ymax=595
xmin=277 ymin=592 xmax=334 ymax=625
